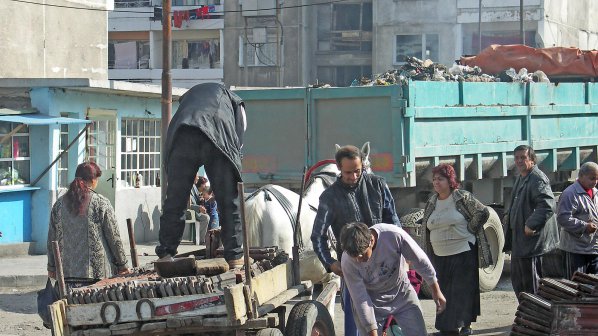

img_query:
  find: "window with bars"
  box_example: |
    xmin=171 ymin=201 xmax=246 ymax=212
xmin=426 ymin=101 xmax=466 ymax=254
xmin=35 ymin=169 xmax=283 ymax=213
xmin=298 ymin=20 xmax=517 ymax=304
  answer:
xmin=120 ymin=119 xmax=161 ymax=188
xmin=0 ymin=122 xmax=30 ymax=186
xmin=57 ymin=113 xmax=70 ymax=188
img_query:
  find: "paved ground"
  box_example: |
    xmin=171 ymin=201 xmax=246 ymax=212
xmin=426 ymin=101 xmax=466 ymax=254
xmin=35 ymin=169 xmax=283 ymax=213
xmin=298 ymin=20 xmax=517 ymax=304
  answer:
xmin=0 ymin=242 xmax=518 ymax=335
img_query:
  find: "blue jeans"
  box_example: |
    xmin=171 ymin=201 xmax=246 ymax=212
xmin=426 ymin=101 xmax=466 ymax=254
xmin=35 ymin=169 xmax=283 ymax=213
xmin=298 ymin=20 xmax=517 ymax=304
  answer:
xmin=342 ymin=280 xmax=360 ymax=336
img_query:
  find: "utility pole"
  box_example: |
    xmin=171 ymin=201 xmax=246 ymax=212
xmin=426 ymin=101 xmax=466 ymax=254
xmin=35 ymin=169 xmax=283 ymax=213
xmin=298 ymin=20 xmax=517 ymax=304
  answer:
xmin=161 ymin=0 xmax=172 ymax=203
xmin=478 ymin=0 xmax=482 ymax=53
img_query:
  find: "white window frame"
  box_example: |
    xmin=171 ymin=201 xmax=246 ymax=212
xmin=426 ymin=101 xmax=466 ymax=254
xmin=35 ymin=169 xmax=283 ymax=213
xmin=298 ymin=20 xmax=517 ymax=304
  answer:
xmin=57 ymin=113 xmax=71 ymax=189
xmin=238 ymin=34 xmax=278 ymax=67
xmin=0 ymin=122 xmax=31 ymax=187
xmin=120 ymin=119 xmax=161 ymax=188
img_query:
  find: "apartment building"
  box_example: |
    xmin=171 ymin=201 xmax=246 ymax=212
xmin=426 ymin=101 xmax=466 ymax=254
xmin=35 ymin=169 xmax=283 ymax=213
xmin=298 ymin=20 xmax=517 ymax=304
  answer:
xmin=108 ymin=0 xmax=224 ymax=88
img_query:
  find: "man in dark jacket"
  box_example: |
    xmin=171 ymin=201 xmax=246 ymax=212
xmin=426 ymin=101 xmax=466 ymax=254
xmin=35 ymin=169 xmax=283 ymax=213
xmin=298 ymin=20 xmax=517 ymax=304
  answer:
xmin=311 ymin=145 xmax=401 ymax=336
xmin=156 ymin=83 xmax=247 ymax=268
xmin=504 ymin=145 xmax=559 ymax=300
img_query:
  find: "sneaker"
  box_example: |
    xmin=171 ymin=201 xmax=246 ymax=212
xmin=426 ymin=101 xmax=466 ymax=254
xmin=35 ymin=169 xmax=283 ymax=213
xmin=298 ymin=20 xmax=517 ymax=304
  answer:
xmin=459 ymin=327 xmax=473 ymax=336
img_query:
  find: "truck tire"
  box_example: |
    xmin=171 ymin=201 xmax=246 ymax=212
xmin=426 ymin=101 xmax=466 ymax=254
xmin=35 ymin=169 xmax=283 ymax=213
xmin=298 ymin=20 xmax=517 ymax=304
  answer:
xmin=479 ymin=207 xmax=506 ymax=292
xmin=256 ymin=328 xmax=283 ymax=336
xmin=285 ymin=300 xmax=335 ymax=336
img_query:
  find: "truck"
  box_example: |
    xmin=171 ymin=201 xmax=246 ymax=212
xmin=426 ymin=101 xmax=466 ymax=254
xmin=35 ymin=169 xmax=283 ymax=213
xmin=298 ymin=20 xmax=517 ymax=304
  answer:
xmin=235 ymin=80 xmax=598 ymax=292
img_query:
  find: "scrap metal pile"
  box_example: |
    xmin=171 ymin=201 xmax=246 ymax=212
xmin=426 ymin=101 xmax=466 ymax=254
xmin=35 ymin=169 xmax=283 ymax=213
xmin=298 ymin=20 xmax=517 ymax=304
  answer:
xmin=510 ymin=272 xmax=598 ymax=336
xmin=66 ymin=247 xmax=288 ymax=306
xmin=350 ymin=57 xmax=551 ymax=87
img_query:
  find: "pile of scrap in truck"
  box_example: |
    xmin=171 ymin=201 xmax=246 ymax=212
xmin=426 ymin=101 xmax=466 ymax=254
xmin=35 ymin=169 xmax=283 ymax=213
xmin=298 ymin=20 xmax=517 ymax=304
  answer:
xmin=510 ymin=272 xmax=598 ymax=335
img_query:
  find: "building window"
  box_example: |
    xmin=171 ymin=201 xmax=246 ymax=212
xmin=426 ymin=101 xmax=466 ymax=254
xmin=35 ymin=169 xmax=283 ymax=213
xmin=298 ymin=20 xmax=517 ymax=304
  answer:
xmin=395 ymin=34 xmax=439 ymax=63
xmin=173 ymin=39 xmax=221 ymax=69
xmin=108 ymin=40 xmax=150 ymax=69
xmin=464 ymin=31 xmax=536 ymax=55
xmin=114 ymin=0 xmax=151 ymax=8
xmin=239 ymin=29 xmax=278 ymax=67
xmin=57 ymin=114 xmax=70 ymax=189
xmin=0 ymin=122 xmax=30 ymax=186
xmin=318 ymin=2 xmax=372 ymax=51
xmin=172 ymin=0 xmax=221 ymax=5
xmin=317 ymin=65 xmax=372 ymax=87
xmin=120 ymin=119 xmax=161 ymax=188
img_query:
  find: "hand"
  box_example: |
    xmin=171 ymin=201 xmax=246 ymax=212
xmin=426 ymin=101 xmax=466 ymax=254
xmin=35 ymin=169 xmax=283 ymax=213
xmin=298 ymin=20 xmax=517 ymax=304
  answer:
xmin=586 ymin=222 xmax=598 ymax=234
xmin=199 ymin=205 xmax=207 ymax=214
xmin=524 ymin=226 xmax=536 ymax=237
xmin=368 ymin=330 xmax=378 ymax=336
xmin=330 ymin=261 xmax=343 ymax=277
xmin=430 ymin=281 xmax=447 ymax=314
xmin=48 ymin=271 xmax=56 ymax=279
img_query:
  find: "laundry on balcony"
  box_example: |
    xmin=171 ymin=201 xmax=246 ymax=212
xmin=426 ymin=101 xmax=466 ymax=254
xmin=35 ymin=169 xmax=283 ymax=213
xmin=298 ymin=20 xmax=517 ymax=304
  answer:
xmin=172 ymin=5 xmax=216 ymax=27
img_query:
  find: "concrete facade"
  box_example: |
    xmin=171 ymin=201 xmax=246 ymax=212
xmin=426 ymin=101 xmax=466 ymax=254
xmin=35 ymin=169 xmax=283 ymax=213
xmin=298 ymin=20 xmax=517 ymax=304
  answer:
xmin=0 ymin=79 xmax=187 ymax=254
xmin=107 ymin=0 xmax=224 ymax=88
xmin=0 ymin=0 xmax=111 ymax=80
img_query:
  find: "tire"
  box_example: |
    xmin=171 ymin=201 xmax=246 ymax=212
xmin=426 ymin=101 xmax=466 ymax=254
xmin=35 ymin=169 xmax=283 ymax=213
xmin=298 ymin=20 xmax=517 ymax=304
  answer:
xmin=285 ymin=300 xmax=335 ymax=336
xmin=256 ymin=328 xmax=284 ymax=336
xmin=479 ymin=207 xmax=506 ymax=292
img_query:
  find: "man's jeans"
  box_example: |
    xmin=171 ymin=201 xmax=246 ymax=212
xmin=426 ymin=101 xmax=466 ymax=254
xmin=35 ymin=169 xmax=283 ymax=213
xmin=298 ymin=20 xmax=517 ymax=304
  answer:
xmin=156 ymin=127 xmax=243 ymax=261
xmin=342 ymin=280 xmax=360 ymax=336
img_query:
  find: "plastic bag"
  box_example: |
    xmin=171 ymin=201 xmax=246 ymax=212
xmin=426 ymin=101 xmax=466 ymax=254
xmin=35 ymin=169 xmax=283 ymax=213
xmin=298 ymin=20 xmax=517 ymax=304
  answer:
xmin=382 ymin=315 xmax=405 ymax=336
xmin=37 ymin=278 xmax=59 ymax=328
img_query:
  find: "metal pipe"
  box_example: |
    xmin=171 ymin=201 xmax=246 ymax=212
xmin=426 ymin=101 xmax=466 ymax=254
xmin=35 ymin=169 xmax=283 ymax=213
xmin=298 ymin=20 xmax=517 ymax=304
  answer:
xmin=161 ymin=0 xmax=172 ymax=203
xmin=52 ymin=241 xmax=67 ymax=299
xmin=237 ymin=182 xmax=252 ymax=290
xmin=292 ymin=167 xmax=307 ymax=285
xmin=520 ymin=0 xmax=525 ymax=45
xmin=126 ymin=218 xmax=139 ymax=268
xmin=478 ymin=0 xmax=482 ymax=53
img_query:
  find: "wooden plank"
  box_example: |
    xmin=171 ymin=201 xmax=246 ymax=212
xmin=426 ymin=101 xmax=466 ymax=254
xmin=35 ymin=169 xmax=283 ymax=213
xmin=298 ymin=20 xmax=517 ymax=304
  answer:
xmin=139 ymin=321 xmax=167 ymax=332
xmin=50 ymin=299 xmax=67 ymax=336
xmin=65 ymin=293 xmax=227 ymax=326
xmin=224 ymin=283 xmax=247 ymax=321
xmin=257 ymin=283 xmax=310 ymax=317
xmin=251 ymin=260 xmax=293 ymax=306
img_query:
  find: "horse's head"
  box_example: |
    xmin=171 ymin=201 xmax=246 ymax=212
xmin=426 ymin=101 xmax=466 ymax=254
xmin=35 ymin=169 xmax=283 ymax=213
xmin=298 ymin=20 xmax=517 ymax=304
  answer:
xmin=334 ymin=141 xmax=372 ymax=173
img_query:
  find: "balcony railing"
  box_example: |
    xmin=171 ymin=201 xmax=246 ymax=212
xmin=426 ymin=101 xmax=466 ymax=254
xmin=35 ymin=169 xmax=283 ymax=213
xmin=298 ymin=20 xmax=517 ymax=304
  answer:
xmin=115 ymin=0 xmax=151 ymax=8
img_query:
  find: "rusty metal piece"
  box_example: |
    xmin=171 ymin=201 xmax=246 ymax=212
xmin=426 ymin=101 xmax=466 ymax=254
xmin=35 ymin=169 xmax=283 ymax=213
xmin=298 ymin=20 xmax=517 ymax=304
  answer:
xmin=512 ymin=323 xmax=547 ymax=336
xmin=519 ymin=292 xmax=552 ymax=311
xmin=519 ymin=301 xmax=552 ymax=319
xmin=540 ymin=278 xmax=581 ymax=297
xmin=195 ymin=281 xmax=203 ymax=294
xmin=159 ymin=282 xmax=169 ymax=297
xmin=165 ymin=282 xmax=175 ymax=297
xmin=514 ymin=316 xmax=551 ymax=333
xmin=515 ymin=310 xmax=551 ymax=328
xmin=115 ymin=286 xmax=125 ymax=301
xmin=538 ymin=288 xmax=566 ymax=302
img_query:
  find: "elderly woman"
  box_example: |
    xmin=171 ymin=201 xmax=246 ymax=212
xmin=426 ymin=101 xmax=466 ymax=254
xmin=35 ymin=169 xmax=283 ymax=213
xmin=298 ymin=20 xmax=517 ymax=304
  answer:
xmin=423 ymin=164 xmax=492 ymax=336
xmin=47 ymin=162 xmax=129 ymax=288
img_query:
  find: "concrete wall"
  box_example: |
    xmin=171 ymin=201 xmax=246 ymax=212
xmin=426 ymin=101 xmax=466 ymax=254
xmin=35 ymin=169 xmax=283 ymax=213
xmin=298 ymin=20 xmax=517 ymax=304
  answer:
xmin=0 ymin=0 xmax=110 ymax=80
xmin=27 ymin=86 xmax=179 ymax=253
xmin=541 ymin=0 xmax=598 ymax=49
xmin=223 ymin=0 xmax=302 ymax=87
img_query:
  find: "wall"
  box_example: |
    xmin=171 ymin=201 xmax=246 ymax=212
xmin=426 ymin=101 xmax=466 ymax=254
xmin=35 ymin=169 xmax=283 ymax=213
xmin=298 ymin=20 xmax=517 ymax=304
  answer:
xmin=0 ymin=0 xmax=110 ymax=80
xmin=541 ymin=0 xmax=598 ymax=49
xmin=27 ymin=85 xmax=181 ymax=253
xmin=223 ymin=0 xmax=302 ymax=87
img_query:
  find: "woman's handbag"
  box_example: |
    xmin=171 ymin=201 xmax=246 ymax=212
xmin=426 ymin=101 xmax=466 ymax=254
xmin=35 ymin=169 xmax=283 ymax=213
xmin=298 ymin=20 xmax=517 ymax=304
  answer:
xmin=382 ymin=314 xmax=404 ymax=336
xmin=37 ymin=278 xmax=59 ymax=328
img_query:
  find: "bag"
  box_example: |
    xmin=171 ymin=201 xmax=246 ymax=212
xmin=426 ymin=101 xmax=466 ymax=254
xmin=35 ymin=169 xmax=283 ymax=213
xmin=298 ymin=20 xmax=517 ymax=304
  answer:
xmin=382 ymin=314 xmax=404 ymax=336
xmin=37 ymin=278 xmax=59 ymax=328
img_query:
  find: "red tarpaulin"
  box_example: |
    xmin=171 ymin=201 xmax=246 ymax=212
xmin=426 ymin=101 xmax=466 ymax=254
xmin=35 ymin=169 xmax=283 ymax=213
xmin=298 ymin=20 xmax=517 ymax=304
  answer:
xmin=460 ymin=44 xmax=598 ymax=77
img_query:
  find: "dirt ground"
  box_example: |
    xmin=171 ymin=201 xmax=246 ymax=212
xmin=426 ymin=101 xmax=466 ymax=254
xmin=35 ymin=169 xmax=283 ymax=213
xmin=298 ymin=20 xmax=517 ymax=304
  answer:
xmin=0 ymin=272 xmax=517 ymax=336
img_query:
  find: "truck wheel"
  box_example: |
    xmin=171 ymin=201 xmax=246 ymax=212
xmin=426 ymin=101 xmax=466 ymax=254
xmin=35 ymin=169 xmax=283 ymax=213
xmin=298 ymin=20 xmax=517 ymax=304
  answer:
xmin=256 ymin=328 xmax=283 ymax=336
xmin=479 ymin=207 xmax=506 ymax=292
xmin=285 ymin=300 xmax=335 ymax=336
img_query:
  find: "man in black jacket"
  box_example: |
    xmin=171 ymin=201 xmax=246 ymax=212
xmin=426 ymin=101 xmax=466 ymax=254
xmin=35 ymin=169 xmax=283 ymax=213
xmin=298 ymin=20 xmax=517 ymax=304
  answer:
xmin=504 ymin=145 xmax=559 ymax=300
xmin=156 ymin=83 xmax=247 ymax=268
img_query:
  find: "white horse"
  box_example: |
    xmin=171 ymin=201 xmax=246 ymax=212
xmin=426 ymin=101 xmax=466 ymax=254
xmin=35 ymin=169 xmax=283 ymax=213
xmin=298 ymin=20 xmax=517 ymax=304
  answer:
xmin=244 ymin=142 xmax=371 ymax=316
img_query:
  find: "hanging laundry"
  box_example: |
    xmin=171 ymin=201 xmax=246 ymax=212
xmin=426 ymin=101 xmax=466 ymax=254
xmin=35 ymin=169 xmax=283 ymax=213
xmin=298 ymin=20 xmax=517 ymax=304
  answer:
xmin=200 ymin=6 xmax=210 ymax=19
xmin=173 ymin=11 xmax=183 ymax=28
xmin=182 ymin=10 xmax=190 ymax=25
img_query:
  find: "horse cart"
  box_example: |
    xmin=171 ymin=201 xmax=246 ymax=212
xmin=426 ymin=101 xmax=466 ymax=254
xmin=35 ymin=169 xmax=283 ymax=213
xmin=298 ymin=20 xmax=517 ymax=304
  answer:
xmin=47 ymin=183 xmax=337 ymax=336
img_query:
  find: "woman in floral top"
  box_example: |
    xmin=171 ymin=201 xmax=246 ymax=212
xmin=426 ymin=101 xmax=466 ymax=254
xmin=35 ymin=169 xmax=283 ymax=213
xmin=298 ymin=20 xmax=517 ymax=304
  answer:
xmin=47 ymin=162 xmax=129 ymax=287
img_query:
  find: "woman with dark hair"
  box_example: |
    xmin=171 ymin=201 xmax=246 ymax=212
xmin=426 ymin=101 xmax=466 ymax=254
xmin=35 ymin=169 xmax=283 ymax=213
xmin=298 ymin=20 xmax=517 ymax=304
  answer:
xmin=47 ymin=162 xmax=129 ymax=288
xmin=422 ymin=164 xmax=492 ymax=336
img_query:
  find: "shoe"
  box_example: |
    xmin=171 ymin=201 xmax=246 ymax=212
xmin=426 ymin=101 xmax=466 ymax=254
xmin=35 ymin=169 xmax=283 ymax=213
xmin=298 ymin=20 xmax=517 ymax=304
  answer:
xmin=227 ymin=256 xmax=254 ymax=269
xmin=460 ymin=327 xmax=473 ymax=336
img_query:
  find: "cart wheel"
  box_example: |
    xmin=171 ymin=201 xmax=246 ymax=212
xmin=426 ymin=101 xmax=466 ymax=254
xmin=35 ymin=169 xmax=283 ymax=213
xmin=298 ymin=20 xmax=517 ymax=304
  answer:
xmin=256 ymin=328 xmax=284 ymax=336
xmin=286 ymin=300 xmax=335 ymax=336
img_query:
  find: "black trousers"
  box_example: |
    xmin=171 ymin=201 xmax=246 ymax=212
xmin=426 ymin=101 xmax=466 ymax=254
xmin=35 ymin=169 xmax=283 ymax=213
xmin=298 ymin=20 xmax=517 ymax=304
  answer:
xmin=156 ymin=127 xmax=243 ymax=261
xmin=511 ymin=255 xmax=543 ymax=302
xmin=564 ymin=251 xmax=598 ymax=279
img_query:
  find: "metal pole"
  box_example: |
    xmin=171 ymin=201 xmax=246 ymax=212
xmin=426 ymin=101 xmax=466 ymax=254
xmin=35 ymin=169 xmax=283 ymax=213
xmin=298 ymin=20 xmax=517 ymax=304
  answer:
xmin=478 ymin=0 xmax=482 ymax=53
xmin=237 ymin=182 xmax=256 ymax=319
xmin=161 ymin=0 xmax=172 ymax=203
xmin=126 ymin=218 xmax=139 ymax=268
xmin=520 ymin=0 xmax=525 ymax=45
xmin=52 ymin=241 xmax=66 ymax=299
xmin=292 ymin=167 xmax=307 ymax=286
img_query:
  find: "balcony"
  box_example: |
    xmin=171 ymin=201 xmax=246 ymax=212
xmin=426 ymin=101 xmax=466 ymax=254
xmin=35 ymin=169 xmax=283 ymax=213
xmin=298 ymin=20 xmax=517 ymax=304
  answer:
xmin=108 ymin=68 xmax=223 ymax=88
